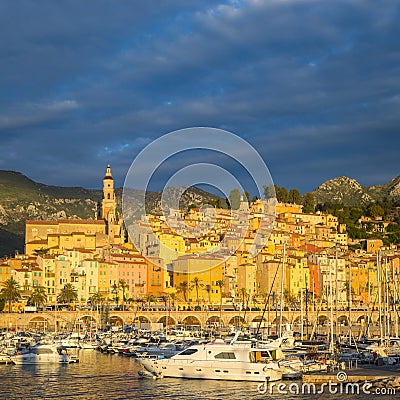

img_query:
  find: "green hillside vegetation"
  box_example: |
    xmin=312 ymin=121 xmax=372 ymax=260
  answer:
xmin=0 ymin=171 xmax=221 ymax=257
xmin=1 ymin=170 xmax=400 ymax=257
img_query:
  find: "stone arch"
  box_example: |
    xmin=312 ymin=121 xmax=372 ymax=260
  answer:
xmin=272 ymin=316 xmax=288 ymax=324
xmin=228 ymin=315 xmax=244 ymax=327
xmin=133 ymin=315 xmax=151 ymax=324
xmin=357 ymin=315 xmax=369 ymax=324
xmin=318 ymin=315 xmax=329 ymax=325
xmin=182 ymin=315 xmax=201 ymax=327
xmin=206 ymin=315 xmax=224 ymax=327
xmin=28 ymin=316 xmax=49 ymax=332
xmin=293 ymin=316 xmax=302 ymax=324
xmin=78 ymin=315 xmax=97 ymax=324
xmin=337 ymin=315 xmax=348 ymax=326
xmin=158 ymin=316 xmax=176 ymax=327
xmin=109 ymin=315 xmax=124 ymax=326
xmin=251 ymin=315 xmax=266 ymax=328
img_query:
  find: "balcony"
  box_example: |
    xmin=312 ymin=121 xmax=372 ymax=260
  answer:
xmin=45 ymin=273 xmax=55 ymax=278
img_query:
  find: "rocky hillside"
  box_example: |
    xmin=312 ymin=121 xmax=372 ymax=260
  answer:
xmin=313 ymin=175 xmax=400 ymax=206
xmin=0 ymin=171 xmax=220 ymax=257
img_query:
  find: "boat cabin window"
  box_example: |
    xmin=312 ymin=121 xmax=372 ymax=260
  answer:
xmin=179 ymin=348 xmax=198 ymax=356
xmin=214 ymin=352 xmax=236 ymax=359
xmin=251 ymin=351 xmax=271 ymax=363
xmin=33 ymin=348 xmax=53 ymax=355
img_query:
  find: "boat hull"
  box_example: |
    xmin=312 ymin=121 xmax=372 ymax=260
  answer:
xmin=139 ymin=358 xmax=282 ymax=382
xmin=11 ymin=353 xmax=69 ymax=365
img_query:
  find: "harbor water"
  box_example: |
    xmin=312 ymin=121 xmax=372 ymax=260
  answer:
xmin=0 ymin=351 xmax=376 ymax=399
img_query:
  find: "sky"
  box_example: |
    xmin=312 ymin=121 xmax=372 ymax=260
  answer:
xmin=0 ymin=0 xmax=399 ymax=193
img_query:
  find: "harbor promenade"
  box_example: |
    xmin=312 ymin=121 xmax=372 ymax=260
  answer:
xmin=0 ymin=308 xmax=397 ymax=334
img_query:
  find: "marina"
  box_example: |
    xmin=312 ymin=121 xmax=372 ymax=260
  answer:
xmin=1 ymin=323 xmax=400 ymax=398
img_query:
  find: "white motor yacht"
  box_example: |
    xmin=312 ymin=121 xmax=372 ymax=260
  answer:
xmin=137 ymin=338 xmax=282 ymax=382
xmin=10 ymin=343 xmax=71 ymax=365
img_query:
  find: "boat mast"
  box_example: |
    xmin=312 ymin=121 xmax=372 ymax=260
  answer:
xmin=335 ymin=249 xmax=339 ymax=342
xmin=377 ymin=250 xmax=383 ymax=343
xmin=329 ymin=256 xmax=334 ymax=354
xmin=385 ymin=257 xmax=390 ymax=339
xmin=392 ymin=259 xmax=399 ymax=338
xmin=300 ymin=285 xmax=304 ymax=340
xmin=279 ymin=244 xmax=286 ymax=337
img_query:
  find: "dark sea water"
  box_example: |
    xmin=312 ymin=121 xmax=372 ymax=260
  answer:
xmin=0 ymin=351 xmax=378 ymax=399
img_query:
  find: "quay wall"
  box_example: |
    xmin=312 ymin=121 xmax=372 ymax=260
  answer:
xmin=0 ymin=310 xmax=396 ymax=334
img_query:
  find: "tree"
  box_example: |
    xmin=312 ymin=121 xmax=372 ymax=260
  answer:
xmin=29 ymin=286 xmax=47 ymax=310
xmin=190 ymin=277 xmax=204 ymax=305
xmin=0 ymin=278 xmax=21 ymax=312
xmin=170 ymin=292 xmax=176 ymax=308
xmin=302 ymin=193 xmax=315 ymax=213
xmin=33 ymin=248 xmax=50 ymax=256
xmin=288 ymin=189 xmax=301 ymax=204
xmin=205 ymin=284 xmax=211 ymax=303
xmin=145 ymin=294 xmax=156 ymax=308
xmin=177 ymin=281 xmax=188 ymax=302
xmin=119 ymin=279 xmax=129 ymax=311
xmin=280 ymin=187 xmax=289 ymax=203
xmin=239 ymin=287 xmax=248 ymax=310
xmin=90 ymin=291 xmax=104 ymax=310
xmin=368 ymin=204 xmax=385 ymax=219
xmin=228 ymin=188 xmax=241 ymax=210
xmin=263 ymin=184 xmax=276 ymax=200
xmin=216 ymin=280 xmax=224 ymax=319
xmin=283 ymin=289 xmax=298 ymax=308
xmin=58 ymin=283 xmax=78 ymax=304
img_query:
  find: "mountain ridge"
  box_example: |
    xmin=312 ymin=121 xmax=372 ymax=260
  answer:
xmin=0 ymin=170 xmax=399 ymax=257
xmin=312 ymin=175 xmax=400 ymax=206
xmin=0 ymin=170 xmax=219 ymax=257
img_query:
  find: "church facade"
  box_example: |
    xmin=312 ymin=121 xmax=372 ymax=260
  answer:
xmin=25 ymin=165 xmax=126 ymax=256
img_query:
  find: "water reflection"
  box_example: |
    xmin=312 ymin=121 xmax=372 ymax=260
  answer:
xmin=0 ymin=351 xmax=371 ymax=399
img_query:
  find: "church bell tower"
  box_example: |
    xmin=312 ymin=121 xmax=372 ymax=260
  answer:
xmin=102 ymin=164 xmax=117 ymax=222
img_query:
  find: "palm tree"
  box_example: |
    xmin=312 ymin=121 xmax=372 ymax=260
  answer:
xmin=283 ymin=288 xmax=298 ymax=309
xmin=33 ymin=247 xmax=49 ymax=256
xmin=177 ymin=281 xmax=188 ymax=302
xmin=0 ymin=278 xmax=21 ymax=312
xmin=216 ymin=280 xmax=224 ymax=319
xmin=29 ymin=286 xmax=47 ymax=310
xmin=145 ymin=294 xmax=156 ymax=308
xmin=190 ymin=277 xmax=204 ymax=305
xmin=205 ymin=284 xmax=211 ymax=304
xmin=170 ymin=292 xmax=176 ymax=308
xmin=239 ymin=287 xmax=248 ymax=310
xmin=90 ymin=291 xmax=104 ymax=310
xmin=118 ymin=279 xmax=128 ymax=311
xmin=58 ymin=283 xmax=78 ymax=304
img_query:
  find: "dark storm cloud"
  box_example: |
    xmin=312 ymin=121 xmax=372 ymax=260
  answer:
xmin=0 ymin=0 xmax=399 ymax=191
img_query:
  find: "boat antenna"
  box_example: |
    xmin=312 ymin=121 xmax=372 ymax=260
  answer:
xmin=255 ymin=253 xmax=282 ymax=337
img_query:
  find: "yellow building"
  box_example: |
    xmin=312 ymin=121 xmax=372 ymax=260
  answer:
xmin=0 ymin=260 xmax=11 ymax=284
xmin=285 ymin=256 xmax=310 ymax=299
xmin=98 ymin=260 xmax=118 ymax=299
xmin=366 ymin=239 xmax=383 ymax=255
xmin=157 ymin=231 xmax=186 ymax=265
xmin=172 ymin=254 xmax=225 ymax=304
xmin=37 ymin=255 xmax=57 ymax=304
xmin=25 ymin=164 xmax=125 ymax=256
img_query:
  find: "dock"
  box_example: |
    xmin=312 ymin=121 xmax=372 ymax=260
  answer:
xmin=303 ymin=366 xmax=400 ymax=384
